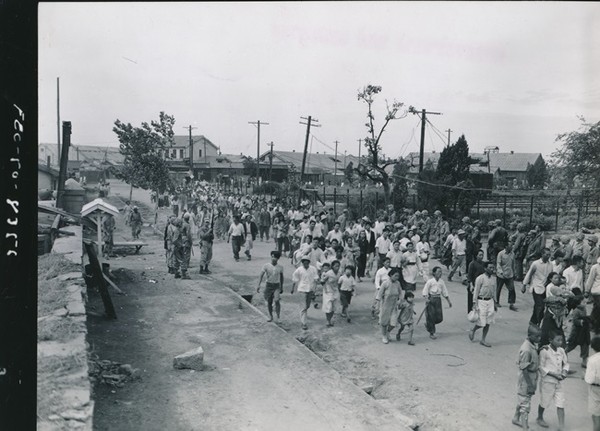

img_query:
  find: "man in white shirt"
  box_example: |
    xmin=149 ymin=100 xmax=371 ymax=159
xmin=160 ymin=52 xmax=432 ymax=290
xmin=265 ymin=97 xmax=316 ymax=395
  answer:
xmin=326 ymin=222 xmax=344 ymax=245
xmin=448 ymin=230 xmax=467 ymax=283
xmin=386 ymin=240 xmax=404 ymax=269
xmin=522 ymin=248 xmax=553 ymax=325
xmin=291 ymin=257 xmax=320 ymax=330
xmin=375 ymin=229 xmax=392 ymax=269
xmin=227 ymin=215 xmax=245 ymax=261
xmin=563 ymin=255 xmax=584 ymax=292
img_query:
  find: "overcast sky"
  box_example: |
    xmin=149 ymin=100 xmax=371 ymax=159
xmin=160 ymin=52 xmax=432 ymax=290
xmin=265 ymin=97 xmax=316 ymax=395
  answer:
xmin=39 ymin=2 xmax=600 ymax=160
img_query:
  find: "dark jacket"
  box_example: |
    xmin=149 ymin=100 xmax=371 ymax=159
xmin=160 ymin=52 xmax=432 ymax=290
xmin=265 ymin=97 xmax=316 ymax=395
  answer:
xmin=243 ymin=221 xmax=258 ymax=241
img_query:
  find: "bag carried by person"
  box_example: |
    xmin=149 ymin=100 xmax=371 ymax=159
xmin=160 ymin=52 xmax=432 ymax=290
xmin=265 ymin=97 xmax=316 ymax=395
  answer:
xmin=467 ymin=309 xmax=479 ymax=323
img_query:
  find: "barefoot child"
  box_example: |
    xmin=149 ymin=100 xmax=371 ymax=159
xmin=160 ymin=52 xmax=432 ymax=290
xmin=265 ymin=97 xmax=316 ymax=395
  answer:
xmin=338 ymin=265 xmax=357 ymax=323
xmin=291 ymin=257 xmax=320 ymax=330
xmin=320 ymin=261 xmax=341 ymax=327
xmin=537 ymin=331 xmax=569 ymax=430
xmin=513 ymin=324 xmax=541 ymax=429
xmin=422 ymin=266 xmax=452 ymax=339
xmin=257 ymin=251 xmax=284 ymax=322
xmin=395 ymin=291 xmax=416 ymax=345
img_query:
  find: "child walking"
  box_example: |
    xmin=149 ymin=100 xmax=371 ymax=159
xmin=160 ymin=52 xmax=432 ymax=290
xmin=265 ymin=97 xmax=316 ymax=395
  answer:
xmin=537 ymin=331 xmax=569 ymax=430
xmin=257 ymin=251 xmax=284 ymax=322
xmin=338 ymin=265 xmax=357 ymax=323
xmin=585 ymin=335 xmax=600 ymax=431
xmin=320 ymin=261 xmax=341 ymax=327
xmin=422 ymin=266 xmax=452 ymax=339
xmin=395 ymin=291 xmax=416 ymax=345
xmin=513 ymin=324 xmax=541 ymax=429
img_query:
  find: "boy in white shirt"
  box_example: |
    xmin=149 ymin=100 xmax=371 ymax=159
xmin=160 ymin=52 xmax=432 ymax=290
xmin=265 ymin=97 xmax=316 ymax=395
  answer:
xmin=257 ymin=251 xmax=284 ymax=322
xmin=372 ymin=257 xmax=391 ymax=318
xmin=536 ymin=332 xmax=569 ymax=430
xmin=291 ymin=257 xmax=320 ymax=330
xmin=338 ymin=265 xmax=356 ymax=322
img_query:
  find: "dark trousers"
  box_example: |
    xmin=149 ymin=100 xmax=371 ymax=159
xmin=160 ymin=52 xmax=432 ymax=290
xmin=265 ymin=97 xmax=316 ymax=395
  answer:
xmin=496 ymin=277 xmax=516 ymax=304
xmin=467 ymin=286 xmax=474 ymax=313
xmin=259 ymin=225 xmax=270 ymax=240
xmin=231 ymin=235 xmax=243 ymax=259
xmin=530 ymin=291 xmax=546 ymax=325
xmin=357 ymin=254 xmax=367 ymax=278
xmin=515 ymin=257 xmax=525 ymax=281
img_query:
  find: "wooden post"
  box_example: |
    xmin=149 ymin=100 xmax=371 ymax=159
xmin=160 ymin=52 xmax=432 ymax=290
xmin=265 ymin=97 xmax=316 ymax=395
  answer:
xmin=360 ymin=190 xmax=363 ymax=216
xmin=576 ymin=192 xmax=583 ymax=231
xmin=84 ymin=242 xmax=116 ymax=319
xmin=477 ymin=194 xmax=481 ymax=218
xmin=529 ymin=196 xmax=534 ymax=227
xmin=555 ymin=199 xmax=560 ymax=232
xmin=96 ymin=213 xmax=103 ymax=265
xmin=502 ymin=196 xmax=507 ymax=227
xmin=346 ymin=189 xmax=350 ymax=210
xmin=333 ymin=188 xmax=337 ymax=214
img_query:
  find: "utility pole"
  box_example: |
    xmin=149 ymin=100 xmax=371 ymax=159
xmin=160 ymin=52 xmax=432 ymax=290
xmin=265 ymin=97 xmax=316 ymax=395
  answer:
xmin=334 ymin=140 xmax=339 ymax=184
xmin=249 ymin=120 xmax=269 ymax=185
xmin=299 ymin=116 xmax=321 ymax=205
xmin=57 ymin=77 xmax=61 ymax=165
xmin=445 ymin=129 xmax=453 ymax=147
xmin=358 ymin=138 xmax=362 ymax=162
xmin=184 ymin=125 xmax=197 ymax=175
xmin=410 ymin=107 xmax=442 ymax=172
xmin=56 ymin=121 xmax=71 ymax=210
xmin=268 ymin=141 xmax=274 ymax=182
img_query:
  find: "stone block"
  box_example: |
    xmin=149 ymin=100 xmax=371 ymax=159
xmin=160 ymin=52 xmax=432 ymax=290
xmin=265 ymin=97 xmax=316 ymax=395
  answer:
xmin=67 ymin=300 xmax=86 ymax=316
xmin=58 ymin=272 xmax=83 ymax=281
xmin=173 ymin=347 xmax=204 ymax=370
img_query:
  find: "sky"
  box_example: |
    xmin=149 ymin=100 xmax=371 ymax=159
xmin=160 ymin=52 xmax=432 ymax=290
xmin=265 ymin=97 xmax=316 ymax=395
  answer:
xmin=39 ymin=2 xmax=600 ymax=161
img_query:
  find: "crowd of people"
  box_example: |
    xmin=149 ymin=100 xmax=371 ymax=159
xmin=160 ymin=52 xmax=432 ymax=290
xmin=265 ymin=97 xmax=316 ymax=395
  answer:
xmin=131 ymin=181 xmax=600 ymax=430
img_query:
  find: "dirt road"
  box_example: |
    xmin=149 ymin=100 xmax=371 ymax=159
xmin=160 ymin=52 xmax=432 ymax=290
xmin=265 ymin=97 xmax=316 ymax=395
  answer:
xmin=89 ymin=182 xmax=590 ymax=431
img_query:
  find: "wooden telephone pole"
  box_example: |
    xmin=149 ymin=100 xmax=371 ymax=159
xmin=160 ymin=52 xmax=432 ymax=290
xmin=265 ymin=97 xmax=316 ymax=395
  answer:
xmin=249 ymin=120 xmax=269 ymax=185
xmin=410 ymin=107 xmax=442 ymax=172
xmin=298 ymin=116 xmax=321 ymax=205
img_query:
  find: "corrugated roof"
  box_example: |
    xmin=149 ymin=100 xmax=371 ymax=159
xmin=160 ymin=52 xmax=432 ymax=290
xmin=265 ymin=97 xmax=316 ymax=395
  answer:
xmin=72 ymin=145 xmax=125 ymax=164
xmin=38 ymin=163 xmax=59 ymax=176
xmin=265 ymin=150 xmax=360 ymax=174
xmin=478 ymin=152 xmax=542 ymax=172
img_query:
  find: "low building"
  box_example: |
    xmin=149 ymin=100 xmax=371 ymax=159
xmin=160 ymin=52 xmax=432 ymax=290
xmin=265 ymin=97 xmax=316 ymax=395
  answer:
xmin=38 ymin=163 xmax=60 ymax=191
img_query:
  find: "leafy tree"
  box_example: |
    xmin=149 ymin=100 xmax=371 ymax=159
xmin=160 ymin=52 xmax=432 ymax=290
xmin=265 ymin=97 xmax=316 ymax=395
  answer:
xmin=526 ymin=156 xmax=548 ymax=189
xmin=390 ymin=158 xmax=411 ymax=211
xmin=243 ymin=157 xmax=257 ymax=177
xmin=456 ymin=179 xmax=478 ymax=216
xmin=113 ymin=112 xmax=175 ymax=198
xmin=417 ymin=159 xmax=445 ymax=212
xmin=434 ymin=134 xmax=474 ymax=214
xmin=356 ymin=84 xmax=409 ymax=203
xmin=344 ymin=161 xmax=355 ymax=184
xmin=551 ymin=118 xmax=600 ymax=188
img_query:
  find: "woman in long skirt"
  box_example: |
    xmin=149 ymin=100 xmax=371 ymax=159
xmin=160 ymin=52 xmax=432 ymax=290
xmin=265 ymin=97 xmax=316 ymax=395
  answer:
xmin=422 ymin=266 xmax=452 ymax=339
xmin=379 ymin=268 xmax=404 ymax=344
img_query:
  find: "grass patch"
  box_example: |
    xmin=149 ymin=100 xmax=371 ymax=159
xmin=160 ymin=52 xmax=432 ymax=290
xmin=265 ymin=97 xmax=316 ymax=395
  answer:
xmin=38 ymin=253 xmax=81 ymax=280
xmin=38 ymin=278 xmax=69 ymax=317
xmin=38 ymin=317 xmax=84 ymax=343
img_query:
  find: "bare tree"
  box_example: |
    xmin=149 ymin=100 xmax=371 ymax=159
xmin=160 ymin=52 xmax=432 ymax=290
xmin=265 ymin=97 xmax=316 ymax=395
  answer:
xmin=357 ymin=84 xmax=409 ymax=203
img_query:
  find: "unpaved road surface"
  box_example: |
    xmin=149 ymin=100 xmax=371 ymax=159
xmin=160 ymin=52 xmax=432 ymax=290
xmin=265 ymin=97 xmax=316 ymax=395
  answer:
xmin=88 ymin=182 xmax=590 ymax=431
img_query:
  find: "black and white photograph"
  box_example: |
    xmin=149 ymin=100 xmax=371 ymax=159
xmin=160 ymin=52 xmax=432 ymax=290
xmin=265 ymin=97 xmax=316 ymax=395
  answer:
xmin=4 ymin=1 xmax=600 ymax=430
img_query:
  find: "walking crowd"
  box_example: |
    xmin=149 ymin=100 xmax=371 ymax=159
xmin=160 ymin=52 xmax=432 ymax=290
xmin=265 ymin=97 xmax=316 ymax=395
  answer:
xmin=126 ymin=180 xmax=600 ymax=431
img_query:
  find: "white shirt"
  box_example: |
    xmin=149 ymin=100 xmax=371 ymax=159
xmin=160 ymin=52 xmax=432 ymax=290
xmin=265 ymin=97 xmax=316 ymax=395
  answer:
xmin=375 ymin=236 xmax=391 ymax=255
xmin=326 ymin=229 xmax=344 ymax=244
xmin=452 ymin=238 xmax=467 ymax=255
xmin=292 ymin=265 xmax=319 ymax=293
xmin=402 ymin=251 xmax=423 ymax=284
xmin=228 ymin=222 xmax=244 ymax=237
xmin=422 ymin=277 xmax=449 ymax=297
xmin=523 ymin=259 xmax=554 ymax=294
xmin=587 ymin=263 xmax=600 ymax=295
xmin=374 ymin=221 xmax=386 ymax=237
xmin=386 ymin=249 xmax=404 ymax=268
xmin=562 ymin=266 xmax=583 ymax=291
xmin=585 ymin=352 xmax=600 ymax=385
xmin=399 ymin=237 xmax=411 ymax=252
xmin=374 ymin=267 xmax=391 ymax=290
xmin=539 ymin=346 xmax=569 ymax=381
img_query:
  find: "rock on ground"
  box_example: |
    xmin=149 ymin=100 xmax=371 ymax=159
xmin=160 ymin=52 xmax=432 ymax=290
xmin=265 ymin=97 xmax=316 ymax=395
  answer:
xmin=173 ymin=347 xmax=204 ymax=371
